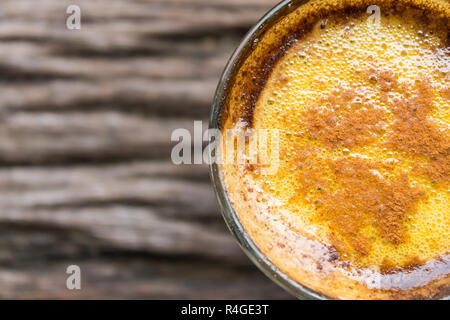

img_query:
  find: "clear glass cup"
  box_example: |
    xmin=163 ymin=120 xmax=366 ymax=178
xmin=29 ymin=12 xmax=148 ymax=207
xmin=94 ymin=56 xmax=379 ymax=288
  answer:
xmin=209 ymin=0 xmax=329 ymax=300
xmin=210 ymin=0 xmax=450 ymax=300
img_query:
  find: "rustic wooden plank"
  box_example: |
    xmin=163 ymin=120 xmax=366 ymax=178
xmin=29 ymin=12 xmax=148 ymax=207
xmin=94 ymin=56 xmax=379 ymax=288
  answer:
xmin=0 ymin=162 xmax=241 ymax=261
xmin=0 ymin=162 xmax=212 ymax=217
xmin=0 ymin=0 xmax=289 ymax=299
xmin=0 ymin=79 xmax=216 ymax=115
xmin=0 ymin=258 xmax=290 ymax=299
xmin=0 ymin=112 xmax=209 ymax=164
xmin=0 ymin=45 xmax=229 ymax=79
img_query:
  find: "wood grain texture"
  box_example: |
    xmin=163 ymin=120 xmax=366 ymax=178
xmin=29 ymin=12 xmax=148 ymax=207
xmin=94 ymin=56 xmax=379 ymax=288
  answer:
xmin=0 ymin=0 xmax=292 ymax=298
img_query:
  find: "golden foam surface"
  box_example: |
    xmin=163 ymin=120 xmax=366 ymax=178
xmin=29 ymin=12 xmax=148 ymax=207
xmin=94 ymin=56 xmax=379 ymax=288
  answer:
xmin=252 ymin=10 xmax=449 ymax=270
xmin=220 ymin=1 xmax=449 ymax=299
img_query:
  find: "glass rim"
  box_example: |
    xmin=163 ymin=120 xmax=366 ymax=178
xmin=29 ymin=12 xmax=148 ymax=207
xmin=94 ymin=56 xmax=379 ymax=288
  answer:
xmin=208 ymin=0 xmax=330 ymax=300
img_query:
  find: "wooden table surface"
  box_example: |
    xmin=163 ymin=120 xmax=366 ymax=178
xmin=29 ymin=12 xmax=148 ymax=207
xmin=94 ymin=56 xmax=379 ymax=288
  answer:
xmin=0 ymin=0 xmax=292 ymax=299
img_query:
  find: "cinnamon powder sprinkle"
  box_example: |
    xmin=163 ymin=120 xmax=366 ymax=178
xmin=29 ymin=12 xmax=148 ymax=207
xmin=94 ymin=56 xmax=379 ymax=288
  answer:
xmin=293 ymin=156 xmax=427 ymax=259
xmin=293 ymin=76 xmax=447 ymax=260
xmin=304 ymin=87 xmax=387 ymax=149
xmin=386 ymin=79 xmax=450 ymax=185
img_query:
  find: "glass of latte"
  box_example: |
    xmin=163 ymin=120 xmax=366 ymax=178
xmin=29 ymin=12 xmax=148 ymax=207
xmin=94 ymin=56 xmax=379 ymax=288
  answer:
xmin=210 ymin=0 xmax=449 ymax=300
